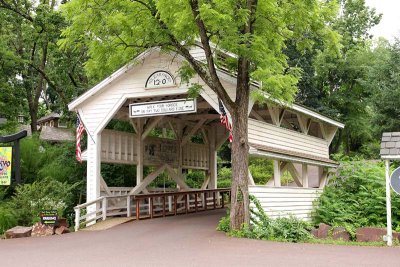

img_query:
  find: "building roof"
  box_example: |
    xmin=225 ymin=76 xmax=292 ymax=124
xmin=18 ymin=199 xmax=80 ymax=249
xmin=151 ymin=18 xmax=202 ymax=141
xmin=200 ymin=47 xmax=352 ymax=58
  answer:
xmin=39 ymin=126 xmax=74 ymax=143
xmin=37 ymin=113 xmax=61 ymax=124
xmin=68 ymin=48 xmax=344 ymax=129
xmin=249 ymin=143 xmax=338 ymax=168
xmin=380 ymin=132 xmax=400 ymax=159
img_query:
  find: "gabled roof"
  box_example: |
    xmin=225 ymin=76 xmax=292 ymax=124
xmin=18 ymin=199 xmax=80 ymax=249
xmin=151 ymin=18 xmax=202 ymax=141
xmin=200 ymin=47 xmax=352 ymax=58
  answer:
xmin=37 ymin=112 xmax=61 ymax=124
xmin=380 ymin=132 xmax=400 ymax=159
xmin=68 ymin=47 xmax=344 ymax=128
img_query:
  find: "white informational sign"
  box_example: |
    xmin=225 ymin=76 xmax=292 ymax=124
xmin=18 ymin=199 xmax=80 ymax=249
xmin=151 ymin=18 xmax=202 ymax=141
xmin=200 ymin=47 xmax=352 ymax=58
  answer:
xmin=145 ymin=71 xmax=174 ymax=88
xmin=129 ymin=98 xmax=197 ymax=118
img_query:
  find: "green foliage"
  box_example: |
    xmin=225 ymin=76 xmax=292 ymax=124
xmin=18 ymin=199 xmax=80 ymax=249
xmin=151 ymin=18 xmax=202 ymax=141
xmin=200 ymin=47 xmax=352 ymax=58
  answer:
xmin=9 ymin=177 xmax=79 ymax=226
xmin=217 ymin=195 xmax=312 ymax=243
xmin=217 ymin=167 xmax=231 ymax=188
xmin=249 ymin=158 xmax=273 ymax=185
xmin=0 ymin=205 xmax=17 ymax=235
xmin=313 ymin=160 xmax=400 ymax=230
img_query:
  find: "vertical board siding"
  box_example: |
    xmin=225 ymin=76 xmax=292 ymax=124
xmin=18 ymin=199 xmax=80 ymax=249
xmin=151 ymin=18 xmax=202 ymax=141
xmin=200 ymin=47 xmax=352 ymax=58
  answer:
xmin=248 ymin=118 xmax=329 ymax=158
xmin=249 ymin=186 xmax=322 ymax=221
xmin=84 ymin=129 xmax=209 ymax=169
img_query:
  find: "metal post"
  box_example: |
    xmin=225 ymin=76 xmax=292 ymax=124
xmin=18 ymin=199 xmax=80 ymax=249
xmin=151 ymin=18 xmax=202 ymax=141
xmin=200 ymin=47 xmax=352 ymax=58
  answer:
xmin=385 ymin=160 xmax=393 ymax=246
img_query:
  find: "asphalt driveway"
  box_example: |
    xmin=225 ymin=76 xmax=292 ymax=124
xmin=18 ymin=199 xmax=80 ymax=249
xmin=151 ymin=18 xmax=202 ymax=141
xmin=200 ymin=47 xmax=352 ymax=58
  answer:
xmin=0 ymin=209 xmax=399 ymax=267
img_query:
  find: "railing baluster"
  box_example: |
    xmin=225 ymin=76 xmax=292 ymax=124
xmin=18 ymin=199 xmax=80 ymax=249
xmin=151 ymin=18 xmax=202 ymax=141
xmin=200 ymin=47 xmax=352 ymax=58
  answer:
xmin=136 ymin=199 xmax=140 ymax=220
xmin=127 ymin=196 xmax=131 ymax=217
xmin=174 ymin=195 xmax=177 ymax=215
xmin=150 ymin=197 xmax=153 ymax=219
xmin=185 ymin=193 xmax=188 ymax=214
xmin=102 ymin=197 xmax=107 ymax=220
xmin=213 ymin=191 xmax=216 ymax=210
xmin=163 ymin=196 xmax=166 ymax=217
xmin=74 ymin=208 xmax=80 ymax=231
xmin=195 ymin=193 xmax=198 ymax=212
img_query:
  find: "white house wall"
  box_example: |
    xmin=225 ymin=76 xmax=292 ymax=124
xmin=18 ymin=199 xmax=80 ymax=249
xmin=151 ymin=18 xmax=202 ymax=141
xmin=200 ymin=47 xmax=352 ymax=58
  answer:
xmin=249 ymin=186 xmax=322 ymax=220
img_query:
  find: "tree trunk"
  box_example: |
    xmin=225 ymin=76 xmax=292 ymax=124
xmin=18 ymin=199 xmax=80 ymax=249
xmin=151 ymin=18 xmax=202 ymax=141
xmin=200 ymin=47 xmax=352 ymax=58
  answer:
xmin=229 ymin=87 xmax=250 ymax=230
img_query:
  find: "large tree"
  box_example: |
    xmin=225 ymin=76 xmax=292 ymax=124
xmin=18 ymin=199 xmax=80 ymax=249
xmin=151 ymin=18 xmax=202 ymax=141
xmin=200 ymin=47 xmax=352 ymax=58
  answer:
xmin=287 ymin=0 xmax=381 ymax=155
xmin=0 ymin=0 xmax=88 ymax=131
xmin=61 ymin=0 xmax=338 ymax=229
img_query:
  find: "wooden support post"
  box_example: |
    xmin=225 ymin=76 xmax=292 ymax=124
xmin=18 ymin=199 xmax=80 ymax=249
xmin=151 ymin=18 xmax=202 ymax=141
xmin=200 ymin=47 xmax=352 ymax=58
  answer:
xmin=86 ymin=133 xmax=101 ymax=225
xmin=208 ymin=127 xmax=217 ymax=189
xmin=221 ymin=192 xmax=225 ymax=208
xmin=204 ymin=192 xmax=207 ymax=210
xmin=302 ymin=164 xmax=309 ymax=188
xmin=273 ymin=160 xmax=281 ymax=187
xmin=319 ymin=167 xmax=328 ymax=188
xmin=136 ymin=118 xmax=144 ymax=186
xmin=136 ymin=199 xmax=140 ymax=220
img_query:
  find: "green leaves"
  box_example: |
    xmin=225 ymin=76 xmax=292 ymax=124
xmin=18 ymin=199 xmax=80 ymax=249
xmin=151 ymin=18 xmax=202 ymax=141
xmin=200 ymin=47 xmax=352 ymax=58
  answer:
xmin=313 ymin=160 xmax=400 ymax=230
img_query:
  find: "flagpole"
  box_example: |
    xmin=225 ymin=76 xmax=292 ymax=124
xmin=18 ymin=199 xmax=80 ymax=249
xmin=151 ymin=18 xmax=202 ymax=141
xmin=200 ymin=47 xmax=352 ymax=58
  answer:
xmin=77 ymin=113 xmax=96 ymax=144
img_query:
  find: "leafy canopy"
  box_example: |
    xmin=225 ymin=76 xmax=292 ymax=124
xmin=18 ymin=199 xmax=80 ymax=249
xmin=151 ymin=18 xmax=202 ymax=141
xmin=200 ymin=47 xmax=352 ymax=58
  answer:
xmin=60 ymin=0 xmax=339 ymax=104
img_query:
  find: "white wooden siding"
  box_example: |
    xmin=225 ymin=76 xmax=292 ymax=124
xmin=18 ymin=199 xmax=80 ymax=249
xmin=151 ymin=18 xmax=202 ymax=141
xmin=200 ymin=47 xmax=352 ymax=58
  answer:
xmin=84 ymin=129 xmax=209 ymax=170
xmin=248 ymin=118 xmax=329 ymax=158
xmin=249 ymin=186 xmax=322 ymax=221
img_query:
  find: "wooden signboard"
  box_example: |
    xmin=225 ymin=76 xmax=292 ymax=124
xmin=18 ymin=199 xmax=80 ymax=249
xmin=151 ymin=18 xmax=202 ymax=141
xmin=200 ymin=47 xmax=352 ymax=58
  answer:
xmin=129 ymin=98 xmax=196 ymax=118
xmin=40 ymin=210 xmax=58 ymax=225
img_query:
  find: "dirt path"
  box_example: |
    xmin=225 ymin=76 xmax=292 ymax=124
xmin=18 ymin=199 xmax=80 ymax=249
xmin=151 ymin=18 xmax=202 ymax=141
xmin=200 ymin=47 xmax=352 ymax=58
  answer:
xmin=0 ymin=209 xmax=399 ymax=267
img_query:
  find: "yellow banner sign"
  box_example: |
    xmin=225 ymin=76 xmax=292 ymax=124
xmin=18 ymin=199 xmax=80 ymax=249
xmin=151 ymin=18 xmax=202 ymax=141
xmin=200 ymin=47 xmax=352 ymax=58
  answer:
xmin=0 ymin=147 xmax=12 ymax=186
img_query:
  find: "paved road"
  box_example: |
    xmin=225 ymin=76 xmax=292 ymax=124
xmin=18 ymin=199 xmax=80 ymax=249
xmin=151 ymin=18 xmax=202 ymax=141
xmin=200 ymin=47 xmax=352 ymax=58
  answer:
xmin=1 ymin=209 xmax=399 ymax=267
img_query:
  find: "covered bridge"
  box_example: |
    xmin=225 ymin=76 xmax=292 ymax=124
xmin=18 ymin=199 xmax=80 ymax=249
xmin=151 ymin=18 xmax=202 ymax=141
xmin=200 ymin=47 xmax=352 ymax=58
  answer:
xmin=69 ymin=47 xmax=344 ymax=229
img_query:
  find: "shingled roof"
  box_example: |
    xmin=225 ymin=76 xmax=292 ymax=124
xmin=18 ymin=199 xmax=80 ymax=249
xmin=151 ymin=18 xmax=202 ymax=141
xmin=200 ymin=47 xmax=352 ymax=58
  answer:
xmin=380 ymin=132 xmax=400 ymax=158
xmin=39 ymin=126 xmax=74 ymax=143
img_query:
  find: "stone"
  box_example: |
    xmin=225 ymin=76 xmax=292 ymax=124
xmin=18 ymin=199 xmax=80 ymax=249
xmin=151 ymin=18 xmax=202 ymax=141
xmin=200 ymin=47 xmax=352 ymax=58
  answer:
xmin=311 ymin=228 xmax=319 ymax=238
xmin=5 ymin=226 xmax=32 ymax=239
xmin=356 ymin=227 xmax=387 ymax=242
xmin=31 ymin=222 xmax=54 ymax=237
xmin=332 ymin=227 xmax=350 ymax=241
xmin=55 ymin=226 xmax=70 ymax=235
xmin=317 ymin=223 xmax=332 ymax=239
xmin=54 ymin=218 xmax=69 ymax=229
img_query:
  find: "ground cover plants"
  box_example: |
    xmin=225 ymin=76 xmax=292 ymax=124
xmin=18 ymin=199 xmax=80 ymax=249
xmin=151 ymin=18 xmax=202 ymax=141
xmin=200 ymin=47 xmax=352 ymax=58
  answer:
xmin=217 ymin=195 xmax=312 ymax=243
xmin=312 ymin=159 xmax=400 ymax=235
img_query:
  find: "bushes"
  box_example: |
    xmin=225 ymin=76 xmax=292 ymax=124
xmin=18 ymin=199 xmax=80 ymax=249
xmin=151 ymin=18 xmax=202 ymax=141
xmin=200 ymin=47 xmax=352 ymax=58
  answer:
xmin=313 ymin=160 xmax=400 ymax=230
xmin=0 ymin=206 xmax=17 ymax=234
xmin=217 ymin=195 xmax=312 ymax=243
xmin=9 ymin=177 xmax=79 ymax=226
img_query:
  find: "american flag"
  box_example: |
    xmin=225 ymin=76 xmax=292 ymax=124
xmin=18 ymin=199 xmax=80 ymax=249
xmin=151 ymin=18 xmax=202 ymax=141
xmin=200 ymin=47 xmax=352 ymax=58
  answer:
xmin=76 ymin=116 xmax=85 ymax=162
xmin=218 ymin=99 xmax=233 ymax=142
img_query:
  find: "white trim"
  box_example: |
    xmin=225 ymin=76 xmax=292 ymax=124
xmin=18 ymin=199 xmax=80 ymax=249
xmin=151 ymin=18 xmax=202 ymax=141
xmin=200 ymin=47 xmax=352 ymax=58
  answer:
xmin=381 ymin=155 xmax=400 ymax=160
xmin=68 ymin=46 xmax=344 ymax=129
xmin=68 ymin=48 xmax=159 ymax=111
xmin=249 ymin=147 xmax=338 ymax=168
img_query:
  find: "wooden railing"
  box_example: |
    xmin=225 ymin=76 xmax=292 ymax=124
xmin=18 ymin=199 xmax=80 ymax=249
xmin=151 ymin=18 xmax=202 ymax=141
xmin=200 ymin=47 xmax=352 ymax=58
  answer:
xmin=74 ymin=188 xmax=230 ymax=231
